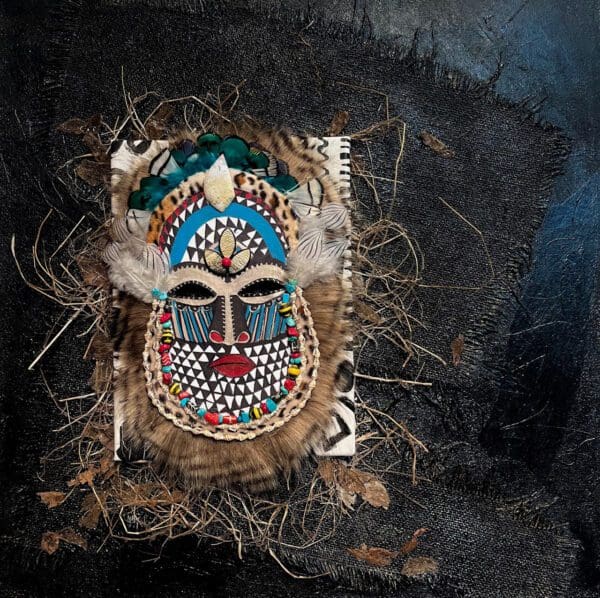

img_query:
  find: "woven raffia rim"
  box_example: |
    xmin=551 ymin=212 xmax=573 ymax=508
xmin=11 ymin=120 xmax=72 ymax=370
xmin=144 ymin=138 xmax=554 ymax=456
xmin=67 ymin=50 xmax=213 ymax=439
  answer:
xmin=143 ymin=286 xmax=321 ymax=440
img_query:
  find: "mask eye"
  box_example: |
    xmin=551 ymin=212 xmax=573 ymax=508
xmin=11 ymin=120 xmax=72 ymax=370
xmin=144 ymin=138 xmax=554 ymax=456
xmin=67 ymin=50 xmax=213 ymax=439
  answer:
xmin=239 ymin=279 xmax=284 ymax=298
xmin=170 ymin=281 xmax=216 ymax=302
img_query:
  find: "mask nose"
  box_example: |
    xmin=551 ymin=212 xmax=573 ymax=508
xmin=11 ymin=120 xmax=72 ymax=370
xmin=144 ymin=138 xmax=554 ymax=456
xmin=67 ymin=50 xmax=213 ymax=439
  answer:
xmin=208 ymin=296 xmax=250 ymax=345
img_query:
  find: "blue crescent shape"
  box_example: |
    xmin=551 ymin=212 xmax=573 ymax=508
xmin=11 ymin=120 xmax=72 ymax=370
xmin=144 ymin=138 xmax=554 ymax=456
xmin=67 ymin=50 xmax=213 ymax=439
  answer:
xmin=169 ymin=203 xmax=287 ymax=266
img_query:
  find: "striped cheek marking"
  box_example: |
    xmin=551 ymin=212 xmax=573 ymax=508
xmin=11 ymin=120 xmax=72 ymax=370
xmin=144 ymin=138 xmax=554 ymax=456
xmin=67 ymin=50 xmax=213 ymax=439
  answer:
xmin=244 ymin=300 xmax=288 ymax=343
xmin=171 ymin=301 xmax=214 ymax=343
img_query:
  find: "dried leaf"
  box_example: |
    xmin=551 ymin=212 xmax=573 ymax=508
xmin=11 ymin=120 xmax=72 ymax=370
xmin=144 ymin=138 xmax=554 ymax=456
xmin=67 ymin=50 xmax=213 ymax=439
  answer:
xmin=75 ymin=159 xmax=108 ymax=186
xmin=328 ymin=110 xmax=350 ymax=135
xmin=400 ymin=527 xmax=429 ymax=555
xmin=348 ymin=544 xmax=399 ymax=567
xmin=82 ymin=132 xmax=109 ymax=162
xmin=362 ymin=478 xmax=390 ymax=510
xmin=40 ymin=529 xmax=87 ymax=555
xmin=450 ymin=334 xmax=465 ymax=366
xmin=56 ymin=114 xmax=102 ymax=135
xmin=145 ymin=104 xmax=174 ymax=137
xmin=37 ymin=491 xmax=67 ymax=509
xmin=355 ymin=299 xmax=382 ymax=324
xmin=40 ymin=532 xmax=61 ymax=555
xmin=401 ymin=556 xmax=439 ymax=577
xmin=79 ymin=493 xmax=104 ymax=530
xmin=419 ymin=131 xmax=455 ymax=158
xmin=317 ymin=460 xmax=335 ymax=484
xmin=67 ymin=467 xmax=97 ymax=488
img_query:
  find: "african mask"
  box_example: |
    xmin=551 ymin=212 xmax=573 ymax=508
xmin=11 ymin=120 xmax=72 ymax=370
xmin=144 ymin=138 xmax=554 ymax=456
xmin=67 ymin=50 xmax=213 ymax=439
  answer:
xmin=106 ymin=130 xmax=354 ymax=490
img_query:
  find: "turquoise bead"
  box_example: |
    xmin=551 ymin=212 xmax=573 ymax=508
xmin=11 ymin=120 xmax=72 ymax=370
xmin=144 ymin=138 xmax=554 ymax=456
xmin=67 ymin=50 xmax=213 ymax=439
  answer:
xmin=281 ymin=292 xmax=290 ymax=303
xmin=285 ymin=317 xmax=296 ymax=327
xmin=290 ymin=357 xmax=302 ymax=365
xmin=162 ymin=365 xmax=172 ymax=373
xmin=280 ymin=387 xmax=289 ymax=396
xmin=239 ymin=411 xmax=250 ymax=423
xmin=162 ymin=321 xmax=172 ymax=329
xmin=266 ymin=398 xmax=278 ymax=413
xmin=151 ymin=288 xmax=161 ymax=299
xmin=197 ymin=408 xmax=206 ymax=417
xmin=180 ymin=398 xmax=189 ymax=407
xmin=218 ymin=414 xmax=224 ymax=424
xmin=159 ymin=291 xmax=168 ymax=301
xmin=285 ymin=281 xmax=297 ymax=293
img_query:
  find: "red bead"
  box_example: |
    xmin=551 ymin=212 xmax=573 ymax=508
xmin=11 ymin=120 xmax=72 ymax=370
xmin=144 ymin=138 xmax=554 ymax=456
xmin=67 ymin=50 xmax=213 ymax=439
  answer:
xmin=290 ymin=352 xmax=301 ymax=359
xmin=162 ymin=373 xmax=173 ymax=384
xmin=159 ymin=313 xmax=171 ymax=323
xmin=284 ymin=378 xmax=296 ymax=391
xmin=260 ymin=402 xmax=269 ymax=414
xmin=223 ymin=415 xmax=237 ymax=425
xmin=158 ymin=344 xmax=170 ymax=353
xmin=161 ymin=354 xmax=171 ymax=366
xmin=287 ymin=327 xmax=299 ymax=337
xmin=178 ymin=390 xmax=191 ymax=400
xmin=221 ymin=256 xmax=232 ymax=268
xmin=204 ymin=411 xmax=219 ymax=426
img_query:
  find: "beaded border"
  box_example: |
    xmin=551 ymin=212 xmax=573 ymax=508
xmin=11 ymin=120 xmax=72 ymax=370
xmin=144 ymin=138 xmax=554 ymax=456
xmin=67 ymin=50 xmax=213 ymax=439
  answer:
xmin=142 ymin=285 xmax=320 ymax=441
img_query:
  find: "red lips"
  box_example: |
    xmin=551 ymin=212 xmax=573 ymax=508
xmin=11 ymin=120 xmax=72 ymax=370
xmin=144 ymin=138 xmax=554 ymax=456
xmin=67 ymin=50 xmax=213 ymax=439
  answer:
xmin=210 ymin=354 xmax=255 ymax=378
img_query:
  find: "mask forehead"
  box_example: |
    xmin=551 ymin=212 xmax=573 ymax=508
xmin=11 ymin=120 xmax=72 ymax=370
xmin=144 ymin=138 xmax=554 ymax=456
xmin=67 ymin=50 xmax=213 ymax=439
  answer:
xmin=158 ymin=190 xmax=289 ymax=270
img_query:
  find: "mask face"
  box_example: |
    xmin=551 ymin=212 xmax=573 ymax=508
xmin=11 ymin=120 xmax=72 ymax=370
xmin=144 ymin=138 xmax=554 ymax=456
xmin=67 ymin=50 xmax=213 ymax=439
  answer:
xmin=155 ymin=188 xmax=299 ymax=424
xmin=107 ymin=130 xmax=354 ymax=488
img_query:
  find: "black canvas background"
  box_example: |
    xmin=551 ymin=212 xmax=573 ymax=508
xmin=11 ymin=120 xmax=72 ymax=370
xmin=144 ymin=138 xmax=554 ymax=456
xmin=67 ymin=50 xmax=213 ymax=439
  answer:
xmin=0 ymin=1 xmax=597 ymax=596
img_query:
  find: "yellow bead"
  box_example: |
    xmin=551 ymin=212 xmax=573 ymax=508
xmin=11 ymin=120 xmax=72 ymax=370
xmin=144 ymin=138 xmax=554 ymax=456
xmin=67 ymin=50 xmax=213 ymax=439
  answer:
xmin=287 ymin=366 xmax=301 ymax=377
xmin=278 ymin=305 xmax=292 ymax=316
xmin=169 ymin=383 xmax=182 ymax=395
xmin=251 ymin=406 xmax=262 ymax=420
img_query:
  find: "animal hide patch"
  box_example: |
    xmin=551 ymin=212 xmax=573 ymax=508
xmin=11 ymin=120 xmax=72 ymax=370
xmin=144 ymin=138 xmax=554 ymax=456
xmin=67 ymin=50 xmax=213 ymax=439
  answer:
xmin=107 ymin=128 xmax=354 ymax=490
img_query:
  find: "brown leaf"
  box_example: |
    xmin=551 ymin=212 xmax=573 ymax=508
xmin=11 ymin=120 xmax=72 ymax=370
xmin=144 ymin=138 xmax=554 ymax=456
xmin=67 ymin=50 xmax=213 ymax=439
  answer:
xmin=40 ymin=529 xmax=87 ymax=555
xmin=37 ymin=491 xmax=67 ymax=509
xmin=354 ymin=300 xmax=382 ymax=325
xmin=145 ymin=104 xmax=174 ymax=138
xmin=450 ymin=334 xmax=465 ymax=366
xmin=362 ymin=477 xmax=390 ymax=510
xmin=348 ymin=544 xmax=399 ymax=567
xmin=317 ymin=459 xmax=335 ymax=484
xmin=79 ymin=492 xmax=106 ymax=530
xmin=401 ymin=556 xmax=439 ymax=577
xmin=419 ymin=131 xmax=455 ymax=158
xmin=400 ymin=527 xmax=429 ymax=555
xmin=82 ymin=131 xmax=109 ymax=162
xmin=41 ymin=532 xmax=61 ymax=555
xmin=75 ymin=159 xmax=108 ymax=186
xmin=56 ymin=114 xmax=102 ymax=136
xmin=328 ymin=110 xmax=350 ymax=135
xmin=67 ymin=467 xmax=97 ymax=488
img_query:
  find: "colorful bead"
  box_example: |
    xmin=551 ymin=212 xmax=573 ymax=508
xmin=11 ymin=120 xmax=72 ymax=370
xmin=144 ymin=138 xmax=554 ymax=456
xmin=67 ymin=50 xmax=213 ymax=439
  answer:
xmin=287 ymin=366 xmax=301 ymax=377
xmin=197 ymin=408 xmax=207 ymax=418
xmin=284 ymin=378 xmax=296 ymax=391
xmin=152 ymin=288 xmax=161 ymax=299
xmin=285 ymin=280 xmax=297 ymax=293
xmin=161 ymin=365 xmax=172 ymax=373
xmin=260 ymin=401 xmax=269 ymax=414
xmin=180 ymin=398 xmax=189 ymax=407
xmin=281 ymin=293 xmax=290 ymax=304
xmin=218 ymin=414 xmax=224 ymax=424
xmin=205 ymin=411 xmax=219 ymax=425
xmin=285 ymin=317 xmax=296 ymax=327
xmin=221 ymin=256 xmax=232 ymax=268
xmin=159 ymin=313 xmax=171 ymax=323
xmin=278 ymin=304 xmax=292 ymax=316
xmin=169 ymin=382 xmax=182 ymax=395
xmin=266 ymin=398 xmax=278 ymax=413
xmin=162 ymin=373 xmax=172 ymax=384
xmin=290 ymin=357 xmax=302 ymax=365
xmin=158 ymin=343 xmax=170 ymax=353
xmin=178 ymin=390 xmax=191 ymax=400
xmin=161 ymin=354 xmax=171 ymax=365
xmin=290 ymin=352 xmax=301 ymax=359
xmin=251 ymin=406 xmax=262 ymax=420
xmin=223 ymin=415 xmax=237 ymax=425
xmin=238 ymin=411 xmax=251 ymax=424
xmin=280 ymin=387 xmax=289 ymax=396
xmin=287 ymin=327 xmax=299 ymax=337
xmin=161 ymin=320 xmax=172 ymax=329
